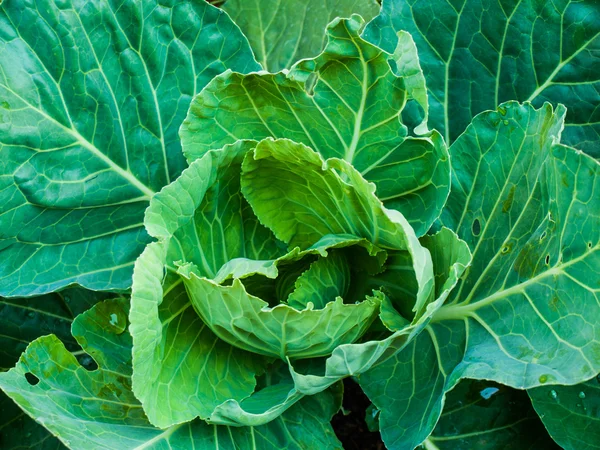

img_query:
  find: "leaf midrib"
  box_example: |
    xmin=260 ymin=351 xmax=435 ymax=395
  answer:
xmin=3 ymin=83 xmax=155 ymax=198
xmin=343 ymin=32 xmax=369 ymax=164
xmin=431 ymin=243 xmax=597 ymax=322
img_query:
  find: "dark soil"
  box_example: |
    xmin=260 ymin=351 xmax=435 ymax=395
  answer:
xmin=332 ymin=378 xmax=385 ymax=450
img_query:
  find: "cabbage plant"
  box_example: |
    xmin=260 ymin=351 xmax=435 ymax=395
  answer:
xmin=1 ymin=1 xmax=599 ymax=449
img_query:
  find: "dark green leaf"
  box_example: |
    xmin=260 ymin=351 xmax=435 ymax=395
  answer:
xmin=423 ymin=380 xmax=560 ymax=450
xmin=0 ymin=0 xmax=260 ymax=296
xmin=0 ymin=288 xmax=111 ymax=370
xmin=0 ymin=390 xmax=64 ymax=450
xmin=222 ymin=0 xmax=380 ymax=71
xmin=365 ymin=0 xmax=600 ymax=158
xmin=529 ymin=377 xmax=600 ymax=450
xmin=0 ymin=298 xmax=343 ymax=449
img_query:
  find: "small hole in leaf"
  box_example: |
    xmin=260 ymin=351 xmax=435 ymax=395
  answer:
xmin=78 ymin=354 xmax=98 ymax=371
xmin=588 ymin=242 xmax=593 ymax=249
xmin=545 ymin=255 xmax=550 ymax=265
xmin=472 ymin=219 xmax=481 ymax=236
xmin=25 ymin=372 xmax=39 ymax=386
xmin=501 ymin=245 xmax=510 ymax=254
xmin=540 ymin=231 xmax=547 ymax=241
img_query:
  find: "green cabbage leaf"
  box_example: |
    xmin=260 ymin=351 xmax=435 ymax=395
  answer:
xmin=365 ymin=0 xmax=600 ymax=159
xmin=358 ymin=102 xmax=600 ymax=449
xmin=0 ymin=297 xmax=344 ymax=449
xmin=181 ymin=15 xmax=449 ymax=237
xmin=0 ymin=0 xmax=260 ymax=296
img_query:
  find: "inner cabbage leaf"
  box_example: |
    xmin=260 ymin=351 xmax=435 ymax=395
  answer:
xmin=130 ymin=135 xmax=450 ymax=428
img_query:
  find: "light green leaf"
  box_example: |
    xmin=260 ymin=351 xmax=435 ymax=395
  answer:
xmin=529 ymin=377 xmax=600 ymax=450
xmin=222 ymin=0 xmax=380 ymax=72
xmin=208 ymin=381 xmax=302 ymax=427
xmin=392 ymin=31 xmax=429 ymax=135
xmin=182 ymin=15 xmax=450 ymax=236
xmin=144 ymin=140 xmax=284 ymax=270
xmin=131 ymin=140 xmax=297 ymax=428
xmin=130 ymin=240 xmax=267 ymax=428
xmin=419 ymin=228 xmax=472 ymax=317
xmin=0 ymin=0 xmax=261 ymax=296
xmin=0 ymin=288 xmax=114 ymax=449
xmin=364 ymin=0 xmax=600 ymax=158
xmin=0 ymin=299 xmax=343 ymax=449
xmin=242 ymin=139 xmax=413 ymax=252
xmin=181 ymin=275 xmax=381 ymax=360
xmin=211 ymin=234 xmax=386 ymax=285
xmin=287 ymin=229 xmax=468 ymax=398
xmin=352 ymin=249 xmax=418 ymax=321
xmin=286 ymin=250 xmax=351 ymax=310
xmin=424 ymin=380 xmax=561 ymax=450
xmin=359 ymin=102 xmax=600 ymax=449
xmin=206 ymin=360 xmax=344 ymax=429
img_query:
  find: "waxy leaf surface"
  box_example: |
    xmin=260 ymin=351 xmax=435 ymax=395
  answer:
xmin=0 ymin=288 xmax=112 ymax=370
xmin=222 ymin=0 xmax=380 ymax=72
xmin=365 ymin=0 xmax=600 ymax=158
xmin=424 ymin=380 xmax=560 ymax=449
xmin=0 ymin=0 xmax=260 ymax=296
xmin=359 ymin=102 xmax=600 ymax=449
xmin=0 ymin=298 xmax=343 ymax=449
xmin=529 ymin=378 xmax=600 ymax=450
xmin=182 ymin=16 xmax=449 ymax=236
xmin=0 ymin=391 xmax=64 ymax=450
xmin=130 ymin=141 xmax=283 ymax=428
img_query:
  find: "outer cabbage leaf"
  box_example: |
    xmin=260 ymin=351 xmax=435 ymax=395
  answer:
xmin=0 ymin=298 xmax=343 ymax=449
xmin=364 ymin=0 xmax=600 ymax=158
xmin=422 ymin=380 xmax=560 ymax=450
xmin=0 ymin=391 xmax=64 ymax=450
xmin=222 ymin=0 xmax=380 ymax=72
xmin=181 ymin=15 xmax=449 ymax=236
xmin=1 ymin=288 xmax=112 ymax=370
xmin=359 ymin=102 xmax=600 ymax=449
xmin=0 ymin=288 xmax=114 ymax=449
xmin=357 ymin=227 xmax=473 ymax=449
xmin=0 ymin=0 xmax=260 ymax=296
xmin=529 ymin=377 xmax=600 ymax=450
